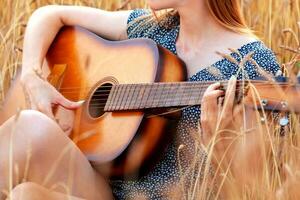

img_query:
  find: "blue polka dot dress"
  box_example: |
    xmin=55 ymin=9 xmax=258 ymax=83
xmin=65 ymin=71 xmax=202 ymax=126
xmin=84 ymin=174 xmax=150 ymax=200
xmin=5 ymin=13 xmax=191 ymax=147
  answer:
xmin=110 ymin=9 xmax=280 ymax=199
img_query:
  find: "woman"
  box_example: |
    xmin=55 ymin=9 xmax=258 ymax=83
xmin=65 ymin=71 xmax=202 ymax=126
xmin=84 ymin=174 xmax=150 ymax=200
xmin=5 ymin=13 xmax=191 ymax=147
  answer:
xmin=0 ymin=0 xmax=279 ymax=199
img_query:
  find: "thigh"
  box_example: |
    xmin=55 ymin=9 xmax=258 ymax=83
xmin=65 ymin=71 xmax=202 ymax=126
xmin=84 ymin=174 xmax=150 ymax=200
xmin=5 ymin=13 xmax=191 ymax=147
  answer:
xmin=11 ymin=182 xmax=85 ymax=200
xmin=0 ymin=110 xmax=112 ymax=200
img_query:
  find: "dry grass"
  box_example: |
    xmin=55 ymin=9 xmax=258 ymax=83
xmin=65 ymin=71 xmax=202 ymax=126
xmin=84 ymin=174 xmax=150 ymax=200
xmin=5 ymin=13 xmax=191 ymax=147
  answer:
xmin=0 ymin=0 xmax=300 ymax=199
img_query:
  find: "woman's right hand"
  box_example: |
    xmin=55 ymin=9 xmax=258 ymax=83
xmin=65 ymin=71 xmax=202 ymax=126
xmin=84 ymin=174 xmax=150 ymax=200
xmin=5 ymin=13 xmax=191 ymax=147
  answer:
xmin=21 ymin=72 xmax=84 ymax=120
xmin=20 ymin=5 xmax=131 ymax=129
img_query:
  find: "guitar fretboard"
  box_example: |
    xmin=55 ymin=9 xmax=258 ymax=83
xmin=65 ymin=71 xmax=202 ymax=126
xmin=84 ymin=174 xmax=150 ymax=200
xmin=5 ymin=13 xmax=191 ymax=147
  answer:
xmin=104 ymin=82 xmax=209 ymax=111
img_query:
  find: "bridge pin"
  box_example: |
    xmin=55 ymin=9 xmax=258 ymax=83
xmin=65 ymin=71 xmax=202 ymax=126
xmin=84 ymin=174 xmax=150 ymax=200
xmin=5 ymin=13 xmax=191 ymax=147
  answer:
xmin=275 ymin=70 xmax=288 ymax=82
xmin=279 ymin=116 xmax=289 ymax=127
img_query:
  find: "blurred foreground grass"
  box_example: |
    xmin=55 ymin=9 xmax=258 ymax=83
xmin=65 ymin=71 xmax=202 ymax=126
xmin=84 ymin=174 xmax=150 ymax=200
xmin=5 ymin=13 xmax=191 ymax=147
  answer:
xmin=0 ymin=0 xmax=300 ymax=199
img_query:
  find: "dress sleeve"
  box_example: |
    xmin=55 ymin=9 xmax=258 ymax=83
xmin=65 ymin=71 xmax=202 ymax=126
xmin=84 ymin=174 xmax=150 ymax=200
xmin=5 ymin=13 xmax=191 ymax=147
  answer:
xmin=243 ymin=46 xmax=280 ymax=80
xmin=126 ymin=9 xmax=152 ymax=39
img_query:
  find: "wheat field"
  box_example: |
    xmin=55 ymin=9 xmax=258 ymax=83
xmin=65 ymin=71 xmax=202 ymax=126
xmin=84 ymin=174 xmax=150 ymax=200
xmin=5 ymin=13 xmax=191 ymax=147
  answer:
xmin=0 ymin=0 xmax=300 ymax=199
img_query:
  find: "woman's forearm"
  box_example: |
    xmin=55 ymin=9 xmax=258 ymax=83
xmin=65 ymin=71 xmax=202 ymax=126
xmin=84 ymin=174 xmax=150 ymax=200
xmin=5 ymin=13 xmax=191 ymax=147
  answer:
xmin=21 ymin=5 xmax=130 ymax=80
xmin=22 ymin=6 xmax=64 ymax=78
xmin=19 ymin=5 xmax=130 ymax=118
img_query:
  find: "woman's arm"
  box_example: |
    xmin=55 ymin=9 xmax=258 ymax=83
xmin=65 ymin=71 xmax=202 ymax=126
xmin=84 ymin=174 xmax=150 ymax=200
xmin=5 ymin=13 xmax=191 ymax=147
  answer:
xmin=200 ymin=77 xmax=268 ymax=198
xmin=22 ymin=5 xmax=131 ymax=76
xmin=21 ymin=5 xmax=131 ymax=119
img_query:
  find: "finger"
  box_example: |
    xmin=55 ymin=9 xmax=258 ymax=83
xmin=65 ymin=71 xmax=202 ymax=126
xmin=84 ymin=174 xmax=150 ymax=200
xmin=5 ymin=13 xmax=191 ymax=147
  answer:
xmin=204 ymin=82 xmax=222 ymax=94
xmin=30 ymin=100 xmax=38 ymax=111
xmin=217 ymin=96 xmax=224 ymax=106
xmin=44 ymin=107 xmax=56 ymax=121
xmin=37 ymin=103 xmax=55 ymax=120
xmin=56 ymin=118 xmax=71 ymax=132
xmin=55 ymin=93 xmax=85 ymax=110
xmin=202 ymin=90 xmax=225 ymax=103
xmin=223 ymin=76 xmax=237 ymax=116
xmin=201 ymin=89 xmax=225 ymax=135
xmin=201 ymin=90 xmax=225 ymax=120
xmin=41 ymin=106 xmax=72 ymax=132
xmin=26 ymin=92 xmax=38 ymax=110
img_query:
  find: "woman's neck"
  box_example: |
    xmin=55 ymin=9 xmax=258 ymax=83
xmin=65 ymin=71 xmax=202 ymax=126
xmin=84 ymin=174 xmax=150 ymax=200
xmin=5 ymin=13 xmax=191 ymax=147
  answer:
xmin=175 ymin=1 xmax=231 ymax=53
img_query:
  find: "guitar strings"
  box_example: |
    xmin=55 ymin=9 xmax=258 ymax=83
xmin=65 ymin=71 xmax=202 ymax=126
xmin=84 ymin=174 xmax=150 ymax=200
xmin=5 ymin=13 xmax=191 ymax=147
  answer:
xmin=46 ymin=86 xmax=288 ymax=109
xmin=86 ymin=84 xmax=210 ymax=108
xmin=57 ymin=83 xmax=286 ymax=95
xmin=84 ymin=93 xmax=287 ymax=110
xmin=68 ymin=84 xmax=244 ymax=96
xmin=58 ymin=85 xmax=282 ymax=104
xmin=85 ymin=91 xmax=236 ymax=108
xmin=45 ymin=80 xmax=289 ymax=109
xmin=79 ymin=88 xmax=287 ymax=109
xmin=57 ymin=82 xmax=288 ymax=92
xmin=59 ymin=85 xmax=270 ymax=99
xmin=56 ymin=81 xmax=289 ymax=92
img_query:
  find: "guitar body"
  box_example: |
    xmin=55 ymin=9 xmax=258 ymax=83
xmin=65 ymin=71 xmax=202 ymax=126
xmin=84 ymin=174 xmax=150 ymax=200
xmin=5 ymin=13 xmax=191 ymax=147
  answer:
xmin=0 ymin=26 xmax=187 ymax=178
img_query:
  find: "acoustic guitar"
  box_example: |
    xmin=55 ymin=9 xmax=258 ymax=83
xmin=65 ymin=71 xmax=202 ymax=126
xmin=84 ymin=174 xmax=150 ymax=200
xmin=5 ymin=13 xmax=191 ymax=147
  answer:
xmin=0 ymin=26 xmax=299 ymax=179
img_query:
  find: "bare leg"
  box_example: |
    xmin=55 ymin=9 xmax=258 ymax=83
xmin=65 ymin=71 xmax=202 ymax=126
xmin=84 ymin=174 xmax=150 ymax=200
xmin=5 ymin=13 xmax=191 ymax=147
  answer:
xmin=10 ymin=182 xmax=85 ymax=200
xmin=0 ymin=110 xmax=112 ymax=200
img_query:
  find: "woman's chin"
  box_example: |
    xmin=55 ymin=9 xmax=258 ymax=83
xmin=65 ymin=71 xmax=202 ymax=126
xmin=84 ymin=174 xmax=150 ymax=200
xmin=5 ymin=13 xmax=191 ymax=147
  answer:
xmin=147 ymin=1 xmax=175 ymax=11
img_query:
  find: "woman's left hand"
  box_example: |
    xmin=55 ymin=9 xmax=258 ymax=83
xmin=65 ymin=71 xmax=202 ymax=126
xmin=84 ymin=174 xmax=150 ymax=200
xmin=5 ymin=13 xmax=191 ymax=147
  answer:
xmin=201 ymin=76 xmax=243 ymax=149
xmin=200 ymin=76 xmax=269 ymax=197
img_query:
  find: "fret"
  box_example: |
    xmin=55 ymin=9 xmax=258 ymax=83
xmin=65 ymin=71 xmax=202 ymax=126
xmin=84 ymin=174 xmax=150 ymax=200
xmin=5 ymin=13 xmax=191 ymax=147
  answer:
xmin=140 ymin=84 xmax=151 ymax=109
xmin=186 ymin=83 xmax=193 ymax=105
xmin=187 ymin=83 xmax=199 ymax=106
xmin=122 ymin=84 xmax=129 ymax=110
xmin=115 ymin=84 xmax=125 ymax=110
xmin=110 ymin=85 xmax=120 ymax=111
xmin=190 ymin=82 xmax=199 ymax=105
xmin=104 ymin=85 xmax=116 ymax=111
xmin=163 ymin=83 xmax=172 ymax=107
xmin=124 ymin=84 xmax=134 ymax=110
xmin=157 ymin=83 xmax=167 ymax=108
xmin=179 ymin=83 xmax=188 ymax=106
xmin=103 ymin=81 xmax=214 ymax=111
xmin=175 ymin=83 xmax=182 ymax=106
xmin=185 ymin=82 xmax=193 ymax=106
xmin=173 ymin=83 xmax=182 ymax=106
xmin=172 ymin=83 xmax=182 ymax=106
xmin=120 ymin=84 xmax=130 ymax=110
xmin=169 ymin=84 xmax=179 ymax=107
xmin=164 ymin=83 xmax=171 ymax=107
xmin=156 ymin=83 xmax=165 ymax=108
xmin=145 ymin=84 xmax=156 ymax=109
xmin=200 ymin=84 xmax=208 ymax=104
xmin=196 ymin=84 xmax=206 ymax=105
xmin=187 ymin=83 xmax=195 ymax=105
xmin=136 ymin=84 xmax=146 ymax=109
xmin=165 ymin=82 xmax=175 ymax=107
xmin=129 ymin=84 xmax=139 ymax=110
xmin=151 ymin=83 xmax=161 ymax=108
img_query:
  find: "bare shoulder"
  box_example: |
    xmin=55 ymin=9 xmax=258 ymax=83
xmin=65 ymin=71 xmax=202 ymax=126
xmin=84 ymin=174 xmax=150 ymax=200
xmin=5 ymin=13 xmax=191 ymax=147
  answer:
xmin=224 ymin=31 xmax=259 ymax=49
xmin=31 ymin=5 xmax=133 ymax=40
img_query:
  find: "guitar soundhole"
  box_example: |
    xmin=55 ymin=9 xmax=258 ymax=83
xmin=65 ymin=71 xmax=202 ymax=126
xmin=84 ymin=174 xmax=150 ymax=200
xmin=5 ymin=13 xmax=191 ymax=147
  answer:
xmin=88 ymin=83 xmax=112 ymax=118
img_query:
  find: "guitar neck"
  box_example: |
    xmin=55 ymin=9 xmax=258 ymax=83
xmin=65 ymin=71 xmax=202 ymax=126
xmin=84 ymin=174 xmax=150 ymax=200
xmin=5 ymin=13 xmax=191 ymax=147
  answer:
xmin=104 ymin=82 xmax=211 ymax=111
xmin=98 ymin=78 xmax=300 ymax=114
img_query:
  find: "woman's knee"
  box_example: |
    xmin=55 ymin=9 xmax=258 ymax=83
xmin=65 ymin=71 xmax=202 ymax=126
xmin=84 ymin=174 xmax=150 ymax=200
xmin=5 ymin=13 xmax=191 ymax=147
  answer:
xmin=10 ymin=182 xmax=49 ymax=200
xmin=11 ymin=110 xmax=66 ymax=143
xmin=0 ymin=110 xmax=69 ymax=159
xmin=14 ymin=110 xmax=60 ymax=133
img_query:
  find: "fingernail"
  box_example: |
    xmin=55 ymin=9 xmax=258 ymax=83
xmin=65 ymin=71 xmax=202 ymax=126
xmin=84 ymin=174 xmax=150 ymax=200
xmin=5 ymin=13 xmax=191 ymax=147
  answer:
xmin=61 ymin=124 xmax=71 ymax=132
xmin=230 ymin=75 xmax=237 ymax=80
xmin=77 ymin=100 xmax=85 ymax=105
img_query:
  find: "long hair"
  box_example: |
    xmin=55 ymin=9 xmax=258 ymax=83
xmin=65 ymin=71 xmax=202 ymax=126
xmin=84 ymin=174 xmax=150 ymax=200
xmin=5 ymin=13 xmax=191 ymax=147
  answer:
xmin=152 ymin=0 xmax=252 ymax=35
xmin=205 ymin=0 xmax=250 ymax=34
